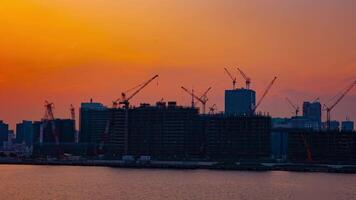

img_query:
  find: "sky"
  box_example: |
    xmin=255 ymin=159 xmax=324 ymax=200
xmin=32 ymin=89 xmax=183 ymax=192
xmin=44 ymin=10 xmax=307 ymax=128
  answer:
xmin=0 ymin=0 xmax=355 ymax=129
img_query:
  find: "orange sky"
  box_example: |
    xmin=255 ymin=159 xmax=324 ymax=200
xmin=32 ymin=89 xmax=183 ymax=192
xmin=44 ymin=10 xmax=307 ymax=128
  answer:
xmin=0 ymin=0 xmax=355 ymax=128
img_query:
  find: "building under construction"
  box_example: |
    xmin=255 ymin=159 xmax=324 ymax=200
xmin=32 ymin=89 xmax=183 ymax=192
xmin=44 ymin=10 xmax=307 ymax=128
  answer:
xmin=288 ymin=130 xmax=356 ymax=164
xmin=206 ymin=114 xmax=271 ymax=161
xmin=90 ymin=101 xmax=271 ymax=161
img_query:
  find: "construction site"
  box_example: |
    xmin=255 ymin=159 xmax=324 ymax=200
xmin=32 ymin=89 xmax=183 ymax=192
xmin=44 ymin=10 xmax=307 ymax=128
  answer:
xmin=3 ymin=67 xmax=355 ymax=165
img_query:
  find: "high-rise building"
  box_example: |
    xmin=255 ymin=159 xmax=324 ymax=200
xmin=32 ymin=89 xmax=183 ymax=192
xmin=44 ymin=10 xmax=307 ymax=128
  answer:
xmin=206 ymin=115 xmax=271 ymax=161
xmin=127 ymin=102 xmax=202 ymax=159
xmin=303 ymin=101 xmax=322 ymax=125
xmin=16 ymin=120 xmax=34 ymax=146
xmin=79 ymin=101 xmax=109 ymax=144
xmin=0 ymin=121 xmax=9 ymax=146
xmin=342 ymin=120 xmax=354 ymax=132
xmin=225 ymin=89 xmax=256 ymax=116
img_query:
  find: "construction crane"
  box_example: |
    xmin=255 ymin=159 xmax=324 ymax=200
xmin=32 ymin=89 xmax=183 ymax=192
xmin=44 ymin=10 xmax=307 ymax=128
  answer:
xmin=181 ymin=86 xmax=212 ymax=114
xmin=118 ymin=74 xmax=159 ymax=155
xmin=70 ymin=104 xmax=79 ymax=143
xmin=224 ymin=67 xmax=237 ymax=90
xmin=286 ymin=97 xmax=299 ymax=117
xmin=324 ymin=80 xmax=356 ymax=130
xmin=70 ymin=104 xmax=75 ymax=121
xmin=209 ymin=104 xmax=217 ymax=114
xmin=313 ymin=97 xmax=320 ymax=103
xmin=252 ymin=77 xmax=277 ymax=114
xmin=41 ymin=101 xmax=60 ymax=151
xmin=237 ymin=67 xmax=251 ymax=89
xmin=119 ymin=75 xmax=159 ymax=108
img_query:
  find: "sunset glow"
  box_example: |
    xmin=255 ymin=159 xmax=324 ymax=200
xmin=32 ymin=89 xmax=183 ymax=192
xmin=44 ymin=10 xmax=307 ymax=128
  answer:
xmin=1 ymin=0 xmax=355 ymax=128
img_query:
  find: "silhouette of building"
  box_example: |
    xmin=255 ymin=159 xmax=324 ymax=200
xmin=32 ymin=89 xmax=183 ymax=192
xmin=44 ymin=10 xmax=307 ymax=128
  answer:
xmin=0 ymin=121 xmax=9 ymax=147
xmin=303 ymin=101 xmax=322 ymax=128
xmin=288 ymin=130 xmax=356 ymax=164
xmin=206 ymin=115 xmax=271 ymax=161
xmin=127 ymin=102 xmax=203 ymax=160
xmin=225 ymin=89 xmax=256 ymax=116
xmin=342 ymin=120 xmax=354 ymax=132
xmin=16 ymin=120 xmax=34 ymax=146
xmin=79 ymin=101 xmax=109 ymax=144
xmin=33 ymin=119 xmax=76 ymax=144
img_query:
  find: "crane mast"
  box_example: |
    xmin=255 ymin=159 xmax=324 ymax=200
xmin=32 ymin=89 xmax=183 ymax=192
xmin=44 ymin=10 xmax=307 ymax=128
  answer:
xmin=41 ymin=101 xmax=60 ymax=146
xmin=119 ymin=74 xmax=159 ymax=155
xmin=236 ymin=67 xmax=251 ymax=89
xmin=253 ymin=77 xmax=277 ymax=113
xmin=224 ymin=67 xmax=237 ymax=90
xmin=324 ymin=80 xmax=356 ymax=130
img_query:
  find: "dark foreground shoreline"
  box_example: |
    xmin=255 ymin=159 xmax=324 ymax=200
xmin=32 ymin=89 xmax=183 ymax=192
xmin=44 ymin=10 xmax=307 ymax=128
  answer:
xmin=1 ymin=159 xmax=356 ymax=174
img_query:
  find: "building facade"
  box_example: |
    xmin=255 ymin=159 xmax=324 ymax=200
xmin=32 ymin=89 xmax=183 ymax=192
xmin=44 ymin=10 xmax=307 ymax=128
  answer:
xmin=0 ymin=121 xmax=9 ymax=147
xmin=79 ymin=101 xmax=109 ymax=144
xmin=206 ymin=115 xmax=271 ymax=161
xmin=225 ymin=89 xmax=256 ymax=116
xmin=16 ymin=120 xmax=34 ymax=146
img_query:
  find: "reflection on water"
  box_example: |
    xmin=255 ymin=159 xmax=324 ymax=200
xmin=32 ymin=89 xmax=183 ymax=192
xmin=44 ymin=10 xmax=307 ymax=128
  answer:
xmin=0 ymin=165 xmax=355 ymax=200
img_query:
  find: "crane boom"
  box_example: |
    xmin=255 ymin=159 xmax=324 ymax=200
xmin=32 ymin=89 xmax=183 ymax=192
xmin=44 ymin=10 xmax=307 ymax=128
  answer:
xmin=253 ymin=77 xmax=277 ymax=113
xmin=181 ymin=86 xmax=204 ymax=103
xmin=286 ymin=97 xmax=299 ymax=116
xmin=120 ymin=75 xmax=159 ymax=107
xmin=325 ymin=80 xmax=356 ymax=129
xmin=236 ymin=67 xmax=251 ymax=89
xmin=181 ymin=86 xmax=211 ymax=114
xmin=328 ymin=80 xmax=356 ymax=111
xmin=224 ymin=68 xmax=236 ymax=90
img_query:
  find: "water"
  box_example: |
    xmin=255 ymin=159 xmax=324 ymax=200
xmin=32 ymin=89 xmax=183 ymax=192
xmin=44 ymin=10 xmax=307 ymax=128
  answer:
xmin=0 ymin=165 xmax=355 ymax=200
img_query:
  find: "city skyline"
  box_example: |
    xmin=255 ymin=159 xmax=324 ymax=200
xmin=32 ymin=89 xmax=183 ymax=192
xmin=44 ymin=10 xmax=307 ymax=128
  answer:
xmin=1 ymin=0 xmax=356 ymax=127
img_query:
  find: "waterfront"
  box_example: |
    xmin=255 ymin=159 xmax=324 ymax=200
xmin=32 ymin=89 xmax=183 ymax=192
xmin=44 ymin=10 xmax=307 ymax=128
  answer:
xmin=1 ymin=165 xmax=356 ymax=200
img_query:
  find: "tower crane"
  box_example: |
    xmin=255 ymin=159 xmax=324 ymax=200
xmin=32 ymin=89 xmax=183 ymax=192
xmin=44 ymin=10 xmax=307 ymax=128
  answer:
xmin=70 ymin=104 xmax=75 ymax=121
xmin=252 ymin=77 xmax=277 ymax=114
xmin=41 ymin=101 xmax=59 ymax=145
xmin=181 ymin=86 xmax=212 ymax=114
xmin=118 ymin=74 xmax=159 ymax=155
xmin=285 ymin=97 xmax=299 ymax=117
xmin=324 ymin=80 xmax=356 ymax=130
xmin=119 ymin=75 xmax=159 ymax=108
xmin=224 ymin=67 xmax=237 ymax=90
xmin=236 ymin=67 xmax=251 ymax=89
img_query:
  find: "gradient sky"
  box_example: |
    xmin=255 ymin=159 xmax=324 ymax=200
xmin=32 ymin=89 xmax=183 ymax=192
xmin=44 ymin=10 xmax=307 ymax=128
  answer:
xmin=0 ymin=0 xmax=355 ymax=128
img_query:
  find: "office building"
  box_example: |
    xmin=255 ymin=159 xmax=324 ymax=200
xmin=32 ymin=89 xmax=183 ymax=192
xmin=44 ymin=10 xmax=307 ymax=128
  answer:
xmin=16 ymin=120 xmax=34 ymax=146
xmin=225 ymin=89 xmax=256 ymax=116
